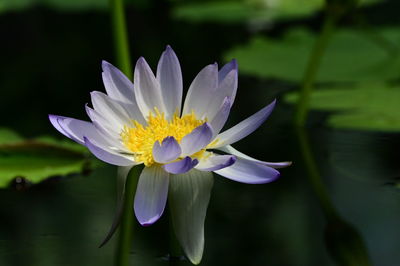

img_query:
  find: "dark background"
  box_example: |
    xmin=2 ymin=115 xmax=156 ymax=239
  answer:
xmin=0 ymin=0 xmax=399 ymax=265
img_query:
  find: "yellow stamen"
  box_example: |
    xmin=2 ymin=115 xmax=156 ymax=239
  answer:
xmin=121 ymin=109 xmax=206 ymax=166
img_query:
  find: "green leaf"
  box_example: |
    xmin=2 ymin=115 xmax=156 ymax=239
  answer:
xmin=284 ymin=83 xmax=400 ymax=131
xmin=225 ymin=27 xmax=400 ymax=83
xmin=173 ymin=0 xmax=381 ymax=24
xmin=0 ymin=128 xmax=23 ymax=145
xmin=0 ymin=128 xmax=94 ymax=188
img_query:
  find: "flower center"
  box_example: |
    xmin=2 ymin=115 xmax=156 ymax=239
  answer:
xmin=121 ymin=110 xmax=206 ymax=166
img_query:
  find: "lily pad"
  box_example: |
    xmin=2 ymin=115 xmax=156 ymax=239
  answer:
xmin=225 ymin=27 xmax=400 ymax=83
xmin=0 ymin=128 xmax=93 ymax=188
xmin=0 ymin=128 xmax=23 ymax=144
xmin=284 ymin=83 xmax=400 ymax=131
xmin=173 ymin=0 xmax=381 ymax=24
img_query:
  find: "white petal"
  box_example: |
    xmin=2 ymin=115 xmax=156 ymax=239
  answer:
xmin=211 ymin=100 xmax=276 ymax=148
xmin=90 ymin=91 xmax=131 ymax=130
xmin=101 ymin=61 xmax=146 ymax=123
xmin=180 ymin=123 xmax=213 ymax=156
xmin=84 ymin=137 xmax=134 ymax=166
xmin=85 ymin=104 xmax=118 ymax=136
xmin=157 ymin=46 xmax=183 ymax=118
xmin=204 ymin=65 xmax=238 ymax=121
xmin=134 ymin=57 xmax=167 ymax=118
xmin=182 ymin=63 xmax=218 ymax=119
xmin=169 ymin=169 xmax=214 ymax=264
xmin=218 ymin=59 xmax=237 ymax=86
xmin=134 ymin=165 xmax=169 ymax=226
xmin=218 ymin=145 xmax=292 ymax=169
xmin=209 ymin=97 xmax=231 ymax=138
xmin=101 ymin=60 xmax=134 ymax=104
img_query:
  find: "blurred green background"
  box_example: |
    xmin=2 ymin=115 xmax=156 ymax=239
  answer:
xmin=0 ymin=0 xmax=399 ymax=265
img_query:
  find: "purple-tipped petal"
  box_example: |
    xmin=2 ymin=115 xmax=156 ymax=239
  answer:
xmin=163 ymin=156 xmax=198 ymax=174
xmin=202 ymin=69 xmax=238 ymax=122
xmin=84 ymin=137 xmax=133 ymax=166
xmin=134 ymin=57 xmax=166 ymax=118
xmin=157 ymin=46 xmax=183 ymax=118
xmin=102 ymin=60 xmax=134 ymax=103
xmin=212 ymin=99 xmax=276 ymax=148
xmin=210 ymin=97 xmax=231 ymax=137
xmin=49 ymin=114 xmax=70 ymax=137
xmin=214 ymin=157 xmax=280 ymax=184
xmin=180 ymin=123 xmax=213 ymax=156
xmin=152 ymin=136 xmax=182 ymax=163
xmin=218 ymin=59 xmax=237 ymax=83
xmin=90 ymin=91 xmax=131 ymax=129
xmin=169 ymin=169 xmax=214 ymax=264
xmin=196 ymin=154 xmax=236 ymax=172
xmin=85 ymin=104 xmax=118 ymax=136
xmin=182 ymin=63 xmax=218 ymax=118
xmin=134 ymin=165 xmax=169 ymax=226
xmin=49 ymin=115 xmax=107 ymax=146
xmin=217 ymin=66 xmax=237 ymax=107
xmin=102 ymin=62 xmax=146 ymax=124
xmin=218 ymin=145 xmax=292 ymax=169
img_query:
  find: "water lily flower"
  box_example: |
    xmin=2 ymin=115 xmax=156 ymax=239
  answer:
xmin=49 ymin=46 xmax=290 ymax=264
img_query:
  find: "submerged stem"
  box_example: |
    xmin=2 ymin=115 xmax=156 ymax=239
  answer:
xmin=295 ymin=127 xmax=338 ymax=219
xmin=296 ymin=127 xmax=372 ymax=265
xmin=294 ymin=13 xmax=337 ymax=127
xmin=116 ymin=167 xmax=140 ymax=266
xmin=110 ymin=0 xmax=132 ymax=79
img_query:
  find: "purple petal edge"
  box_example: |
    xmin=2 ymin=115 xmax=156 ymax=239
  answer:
xmin=152 ymin=136 xmax=182 ymax=163
xmin=214 ymin=157 xmax=280 ymax=184
xmin=196 ymin=155 xmax=236 ymax=172
xmin=84 ymin=137 xmax=133 ymax=166
xmin=163 ymin=157 xmax=199 ymax=174
xmin=48 ymin=114 xmax=69 ymax=137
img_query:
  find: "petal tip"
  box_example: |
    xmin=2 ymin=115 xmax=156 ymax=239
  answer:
xmin=137 ymin=56 xmax=146 ymax=64
xmin=137 ymin=215 xmax=161 ymax=227
xmin=228 ymin=58 xmax=238 ymax=70
xmin=101 ymin=60 xmax=111 ymax=69
xmin=228 ymin=155 xmax=237 ymax=165
xmin=165 ymin=44 xmax=173 ymax=51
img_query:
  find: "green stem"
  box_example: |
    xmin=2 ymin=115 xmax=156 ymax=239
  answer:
xmin=294 ymin=13 xmax=337 ymax=127
xmin=116 ymin=167 xmax=140 ymax=266
xmin=110 ymin=0 xmax=133 ymax=79
xmin=295 ymin=127 xmax=338 ymax=220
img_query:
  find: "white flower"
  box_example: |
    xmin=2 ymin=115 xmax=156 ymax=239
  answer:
xmin=49 ymin=46 xmax=290 ymax=264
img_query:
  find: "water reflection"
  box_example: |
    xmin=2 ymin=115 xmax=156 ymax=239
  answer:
xmin=296 ymin=127 xmax=371 ymax=266
xmin=1 ymin=125 xmax=400 ymax=265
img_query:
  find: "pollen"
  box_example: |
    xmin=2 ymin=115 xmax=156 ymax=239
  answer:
xmin=121 ymin=110 xmax=206 ymax=166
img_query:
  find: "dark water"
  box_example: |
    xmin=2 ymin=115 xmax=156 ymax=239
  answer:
xmin=1 ymin=125 xmax=399 ymax=266
xmin=0 ymin=4 xmax=399 ymax=266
